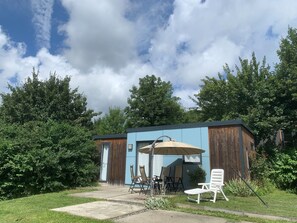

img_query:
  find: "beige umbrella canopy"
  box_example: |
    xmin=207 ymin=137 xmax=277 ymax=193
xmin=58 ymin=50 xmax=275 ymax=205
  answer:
xmin=139 ymin=140 xmax=205 ymax=155
xmin=138 ymin=135 xmax=205 ymax=196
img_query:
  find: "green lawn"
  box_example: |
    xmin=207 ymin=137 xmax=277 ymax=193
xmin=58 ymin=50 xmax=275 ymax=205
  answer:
xmin=169 ymin=189 xmax=297 ymax=221
xmin=0 ymin=188 xmax=112 ymax=223
xmin=1 ymin=187 xmax=296 ymax=223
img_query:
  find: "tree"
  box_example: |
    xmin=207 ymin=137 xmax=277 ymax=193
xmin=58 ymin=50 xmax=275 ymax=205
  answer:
xmin=0 ymin=70 xmax=97 ymax=128
xmin=94 ymin=107 xmax=127 ymax=135
xmin=193 ymin=53 xmax=273 ymax=144
xmin=125 ymin=75 xmax=185 ymax=128
xmin=273 ymin=27 xmax=297 ymax=146
xmin=0 ymin=70 xmax=99 ymax=199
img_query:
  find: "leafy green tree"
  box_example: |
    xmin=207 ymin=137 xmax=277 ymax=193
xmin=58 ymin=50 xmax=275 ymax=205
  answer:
xmin=0 ymin=70 xmax=99 ymax=199
xmin=193 ymin=53 xmax=273 ymax=143
xmin=125 ymin=75 xmax=185 ymax=128
xmin=94 ymin=107 xmax=127 ymax=135
xmin=273 ymin=27 xmax=297 ymax=146
xmin=193 ymin=73 xmax=230 ymax=121
xmin=0 ymin=70 xmax=97 ymax=128
xmin=183 ymin=108 xmax=203 ymax=123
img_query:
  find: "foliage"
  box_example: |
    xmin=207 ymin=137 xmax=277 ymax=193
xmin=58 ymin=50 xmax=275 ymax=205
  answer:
xmin=249 ymin=152 xmax=272 ymax=184
xmin=94 ymin=107 xmax=127 ymax=135
xmin=193 ymin=53 xmax=273 ymax=145
xmin=187 ymin=165 xmax=206 ymax=187
xmin=225 ymin=178 xmax=259 ymax=197
xmin=183 ymin=108 xmax=203 ymax=123
xmin=273 ymin=27 xmax=297 ymax=147
xmin=145 ymin=196 xmax=172 ymax=210
xmin=0 ymin=120 xmax=98 ymax=200
xmin=0 ymin=70 xmax=98 ymax=128
xmin=125 ymin=75 xmax=185 ymax=128
xmin=193 ymin=27 xmax=297 ymax=148
xmin=270 ymin=148 xmax=297 ymax=192
xmin=249 ymin=153 xmax=275 ymax=195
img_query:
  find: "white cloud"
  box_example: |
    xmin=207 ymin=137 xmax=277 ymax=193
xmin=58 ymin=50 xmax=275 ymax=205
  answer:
xmin=0 ymin=27 xmax=39 ymax=91
xmin=60 ymin=0 xmax=137 ymax=72
xmin=30 ymin=0 xmax=54 ymax=49
xmin=2 ymin=0 xmax=297 ymax=114
xmin=148 ymin=0 xmax=297 ymax=88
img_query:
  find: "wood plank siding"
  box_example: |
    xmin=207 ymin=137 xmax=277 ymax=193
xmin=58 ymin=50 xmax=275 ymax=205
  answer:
xmin=95 ymin=138 xmax=127 ymax=185
xmin=241 ymin=127 xmax=255 ymax=179
xmin=208 ymin=125 xmax=254 ymax=181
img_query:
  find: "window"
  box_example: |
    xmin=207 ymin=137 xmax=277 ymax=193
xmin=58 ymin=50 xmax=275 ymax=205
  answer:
xmin=184 ymin=154 xmax=202 ymax=164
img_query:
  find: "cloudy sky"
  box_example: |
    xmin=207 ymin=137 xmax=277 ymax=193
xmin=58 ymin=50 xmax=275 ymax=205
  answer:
xmin=1 ymin=0 xmax=297 ymax=114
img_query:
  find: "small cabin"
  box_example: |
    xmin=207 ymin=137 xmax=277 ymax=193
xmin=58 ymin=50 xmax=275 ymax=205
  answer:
xmin=94 ymin=120 xmax=254 ymax=187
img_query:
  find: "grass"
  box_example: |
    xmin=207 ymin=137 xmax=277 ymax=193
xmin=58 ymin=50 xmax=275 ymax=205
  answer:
xmin=0 ymin=186 xmax=296 ymax=223
xmin=0 ymin=187 xmax=112 ymax=223
xmin=168 ymin=189 xmax=297 ymax=222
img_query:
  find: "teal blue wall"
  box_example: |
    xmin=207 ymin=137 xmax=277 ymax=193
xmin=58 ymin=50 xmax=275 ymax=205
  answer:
xmin=125 ymin=127 xmax=210 ymax=186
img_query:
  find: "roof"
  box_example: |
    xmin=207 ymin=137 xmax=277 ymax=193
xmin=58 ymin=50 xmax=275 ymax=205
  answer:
xmin=93 ymin=120 xmax=253 ymax=140
xmin=93 ymin=133 xmax=127 ymax=140
xmin=127 ymin=119 xmax=253 ymax=135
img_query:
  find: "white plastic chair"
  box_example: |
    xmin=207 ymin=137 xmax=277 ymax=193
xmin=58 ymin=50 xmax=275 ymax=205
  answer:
xmin=184 ymin=169 xmax=229 ymax=203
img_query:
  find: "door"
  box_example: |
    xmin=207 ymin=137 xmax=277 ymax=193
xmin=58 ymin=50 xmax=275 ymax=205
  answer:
xmin=100 ymin=143 xmax=110 ymax=181
xmin=137 ymin=141 xmax=163 ymax=177
xmin=137 ymin=142 xmax=149 ymax=176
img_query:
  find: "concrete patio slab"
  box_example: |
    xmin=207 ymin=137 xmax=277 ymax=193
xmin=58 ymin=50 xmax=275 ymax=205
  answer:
xmin=52 ymin=200 xmax=146 ymax=220
xmin=51 ymin=184 xmax=254 ymax=222
xmin=71 ymin=185 xmax=147 ymax=204
xmin=114 ymin=209 xmax=231 ymax=223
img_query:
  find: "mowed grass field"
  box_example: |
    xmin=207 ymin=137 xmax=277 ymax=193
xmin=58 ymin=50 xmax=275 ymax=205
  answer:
xmin=0 ymin=187 xmax=296 ymax=223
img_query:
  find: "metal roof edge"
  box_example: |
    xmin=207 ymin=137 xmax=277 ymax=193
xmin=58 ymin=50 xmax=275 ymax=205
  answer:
xmin=93 ymin=133 xmax=127 ymax=140
xmin=126 ymin=119 xmax=253 ymax=135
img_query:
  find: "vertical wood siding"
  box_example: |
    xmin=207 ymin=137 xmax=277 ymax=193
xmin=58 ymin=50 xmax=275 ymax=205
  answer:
xmin=209 ymin=126 xmax=242 ymax=181
xmin=241 ymin=127 xmax=255 ymax=179
xmin=96 ymin=139 xmax=127 ymax=185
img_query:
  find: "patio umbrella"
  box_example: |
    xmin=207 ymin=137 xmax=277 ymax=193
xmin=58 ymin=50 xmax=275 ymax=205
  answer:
xmin=139 ymin=141 xmax=205 ymax=155
xmin=138 ymin=135 xmax=205 ymax=196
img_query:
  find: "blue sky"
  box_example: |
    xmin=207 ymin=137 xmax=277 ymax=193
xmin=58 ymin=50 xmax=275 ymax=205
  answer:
xmin=1 ymin=0 xmax=297 ymax=114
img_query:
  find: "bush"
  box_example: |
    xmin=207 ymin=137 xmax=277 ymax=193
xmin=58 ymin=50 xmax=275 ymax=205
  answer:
xmin=188 ymin=165 xmax=206 ymax=187
xmin=249 ymin=152 xmax=275 ymax=195
xmin=145 ymin=197 xmax=172 ymax=210
xmin=225 ymin=178 xmax=259 ymax=197
xmin=0 ymin=120 xmax=98 ymax=200
xmin=249 ymin=152 xmax=271 ymax=183
xmin=270 ymin=148 xmax=297 ymax=192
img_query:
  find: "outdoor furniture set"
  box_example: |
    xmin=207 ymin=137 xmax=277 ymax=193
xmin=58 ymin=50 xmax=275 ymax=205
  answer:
xmin=128 ymin=165 xmax=184 ymax=195
xmin=129 ymin=166 xmax=229 ymax=204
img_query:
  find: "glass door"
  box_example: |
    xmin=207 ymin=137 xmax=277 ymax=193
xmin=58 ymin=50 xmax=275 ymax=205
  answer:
xmin=100 ymin=143 xmax=110 ymax=181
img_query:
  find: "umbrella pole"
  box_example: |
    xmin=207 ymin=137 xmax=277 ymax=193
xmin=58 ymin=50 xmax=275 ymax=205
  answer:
xmin=149 ymin=135 xmax=172 ymax=196
xmin=150 ymin=145 xmax=154 ymax=196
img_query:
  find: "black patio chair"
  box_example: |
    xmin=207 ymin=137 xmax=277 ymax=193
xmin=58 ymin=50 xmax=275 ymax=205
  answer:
xmin=174 ymin=165 xmax=184 ymax=192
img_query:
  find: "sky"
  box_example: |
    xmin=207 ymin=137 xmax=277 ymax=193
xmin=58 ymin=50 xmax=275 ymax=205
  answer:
xmin=1 ymin=0 xmax=297 ymax=114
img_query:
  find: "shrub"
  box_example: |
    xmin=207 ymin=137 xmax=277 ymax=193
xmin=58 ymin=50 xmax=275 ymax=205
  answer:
xmin=145 ymin=197 xmax=172 ymax=210
xmin=225 ymin=178 xmax=259 ymax=197
xmin=249 ymin=152 xmax=275 ymax=195
xmin=249 ymin=152 xmax=271 ymax=183
xmin=0 ymin=120 xmax=98 ymax=200
xmin=270 ymin=148 xmax=297 ymax=192
xmin=188 ymin=165 xmax=206 ymax=187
